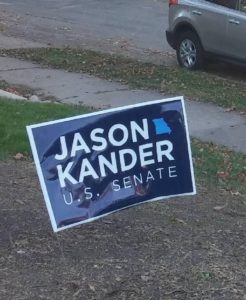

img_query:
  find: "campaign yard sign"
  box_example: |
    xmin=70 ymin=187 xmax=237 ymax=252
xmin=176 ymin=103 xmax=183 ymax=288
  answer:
xmin=27 ymin=97 xmax=196 ymax=232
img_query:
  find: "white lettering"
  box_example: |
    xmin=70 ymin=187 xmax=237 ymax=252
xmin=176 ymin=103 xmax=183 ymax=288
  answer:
xmin=169 ymin=166 xmax=177 ymax=177
xmin=156 ymin=140 xmax=174 ymax=162
xmin=55 ymin=136 xmax=68 ymax=160
xmin=62 ymin=192 xmax=73 ymax=205
xmin=108 ymin=124 xmax=128 ymax=146
xmin=131 ymin=118 xmax=149 ymax=142
xmin=98 ymin=152 xmax=118 ymax=177
xmin=133 ymin=173 xmax=143 ymax=185
xmin=123 ymin=176 xmax=132 ymax=189
xmin=119 ymin=148 xmax=137 ymax=172
xmin=139 ymin=143 xmax=155 ymax=166
xmin=90 ymin=128 xmax=107 ymax=151
xmin=85 ymin=187 xmax=93 ymax=200
xmin=156 ymin=167 xmax=164 ymax=179
xmin=71 ymin=133 xmax=91 ymax=157
xmin=112 ymin=179 xmax=121 ymax=191
xmin=146 ymin=170 xmax=155 ymax=182
xmin=57 ymin=162 xmax=78 ymax=188
xmin=79 ymin=158 xmax=99 ymax=182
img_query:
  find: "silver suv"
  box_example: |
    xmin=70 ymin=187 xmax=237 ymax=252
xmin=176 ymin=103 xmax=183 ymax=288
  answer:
xmin=166 ymin=0 xmax=246 ymax=69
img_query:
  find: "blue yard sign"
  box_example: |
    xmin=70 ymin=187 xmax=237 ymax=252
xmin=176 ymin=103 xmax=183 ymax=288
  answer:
xmin=27 ymin=97 xmax=196 ymax=232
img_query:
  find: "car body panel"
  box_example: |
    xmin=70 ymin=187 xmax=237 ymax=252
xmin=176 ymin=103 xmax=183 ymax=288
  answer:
xmin=226 ymin=8 xmax=246 ymax=60
xmin=166 ymin=0 xmax=246 ymax=64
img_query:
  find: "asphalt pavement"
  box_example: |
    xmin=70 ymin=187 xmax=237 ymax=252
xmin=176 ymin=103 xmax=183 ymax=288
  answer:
xmin=0 ymin=55 xmax=245 ymax=154
xmin=0 ymin=0 xmax=171 ymax=64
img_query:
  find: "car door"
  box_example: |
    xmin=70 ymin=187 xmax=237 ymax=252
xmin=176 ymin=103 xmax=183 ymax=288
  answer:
xmin=226 ymin=0 xmax=246 ymax=60
xmin=191 ymin=0 xmax=228 ymax=55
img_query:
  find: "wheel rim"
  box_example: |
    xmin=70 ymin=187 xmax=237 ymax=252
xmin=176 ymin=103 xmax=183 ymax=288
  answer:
xmin=179 ymin=39 xmax=197 ymax=68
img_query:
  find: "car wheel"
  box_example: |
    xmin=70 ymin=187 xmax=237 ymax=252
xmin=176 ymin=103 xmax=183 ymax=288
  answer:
xmin=176 ymin=31 xmax=204 ymax=70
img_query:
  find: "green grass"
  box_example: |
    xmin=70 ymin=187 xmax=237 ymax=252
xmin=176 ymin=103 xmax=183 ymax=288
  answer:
xmin=0 ymin=98 xmax=245 ymax=197
xmin=0 ymin=98 xmax=91 ymax=160
xmin=1 ymin=47 xmax=246 ymax=112
xmin=192 ymin=140 xmax=246 ymax=197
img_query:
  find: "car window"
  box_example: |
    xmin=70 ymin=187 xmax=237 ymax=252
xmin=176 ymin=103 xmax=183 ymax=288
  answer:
xmin=239 ymin=0 xmax=246 ymax=12
xmin=206 ymin=0 xmax=238 ymax=9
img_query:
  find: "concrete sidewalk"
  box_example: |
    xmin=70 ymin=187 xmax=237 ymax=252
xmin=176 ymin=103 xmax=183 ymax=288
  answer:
xmin=0 ymin=56 xmax=245 ymax=154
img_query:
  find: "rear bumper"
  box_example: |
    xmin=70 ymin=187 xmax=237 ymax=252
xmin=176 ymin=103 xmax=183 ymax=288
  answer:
xmin=165 ymin=30 xmax=176 ymax=49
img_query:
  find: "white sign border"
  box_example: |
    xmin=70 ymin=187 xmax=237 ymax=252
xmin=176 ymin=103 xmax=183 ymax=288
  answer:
xmin=26 ymin=96 xmax=196 ymax=232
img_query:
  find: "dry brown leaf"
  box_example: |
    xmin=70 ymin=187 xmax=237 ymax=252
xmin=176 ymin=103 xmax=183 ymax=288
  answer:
xmin=213 ymin=206 xmax=225 ymax=211
xmin=225 ymin=106 xmax=236 ymax=112
xmin=14 ymin=153 xmax=25 ymax=160
xmin=217 ymin=171 xmax=229 ymax=179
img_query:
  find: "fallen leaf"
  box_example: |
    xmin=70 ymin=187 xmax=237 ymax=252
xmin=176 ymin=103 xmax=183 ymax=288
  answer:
xmin=231 ymin=191 xmax=241 ymax=196
xmin=213 ymin=206 xmax=225 ymax=211
xmin=6 ymin=87 xmax=21 ymax=96
xmin=88 ymin=284 xmax=96 ymax=292
xmin=141 ymin=275 xmax=151 ymax=282
xmin=176 ymin=218 xmax=187 ymax=225
xmin=225 ymin=106 xmax=236 ymax=112
xmin=16 ymin=249 xmax=25 ymax=254
xmin=217 ymin=171 xmax=229 ymax=179
xmin=14 ymin=153 xmax=25 ymax=160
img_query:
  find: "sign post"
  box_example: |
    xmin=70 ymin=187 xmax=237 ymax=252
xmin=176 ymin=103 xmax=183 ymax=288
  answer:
xmin=27 ymin=97 xmax=196 ymax=232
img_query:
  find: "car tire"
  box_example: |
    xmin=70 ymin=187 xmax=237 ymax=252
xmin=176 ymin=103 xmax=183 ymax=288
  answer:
xmin=176 ymin=31 xmax=204 ymax=70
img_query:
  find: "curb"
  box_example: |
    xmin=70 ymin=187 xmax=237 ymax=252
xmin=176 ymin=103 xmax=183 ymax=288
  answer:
xmin=0 ymin=89 xmax=27 ymax=100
